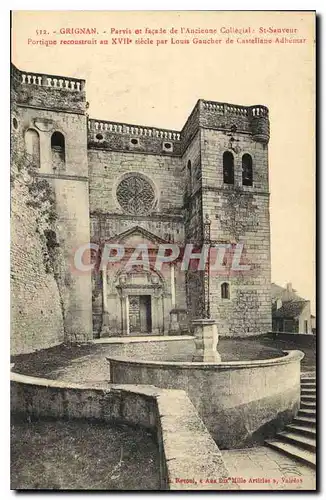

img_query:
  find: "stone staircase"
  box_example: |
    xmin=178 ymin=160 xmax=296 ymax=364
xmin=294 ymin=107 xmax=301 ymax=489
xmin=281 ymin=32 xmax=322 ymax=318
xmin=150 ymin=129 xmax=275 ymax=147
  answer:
xmin=265 ymin=373 xmax=316 ymax=468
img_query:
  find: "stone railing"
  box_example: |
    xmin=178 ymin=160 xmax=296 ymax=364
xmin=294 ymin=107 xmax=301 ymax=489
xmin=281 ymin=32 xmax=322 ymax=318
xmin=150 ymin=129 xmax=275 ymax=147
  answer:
xmin=202 ymin=100 xmax=249 ymax=116
xmin=88 ymin=119 xmax=181 ymax=141
xmin=201 ymin=100 xmax=269 ymax=117
xmin=249 ymin=105 xmax=269 ymax=117
xmin=19 ymin=70 xmax=85 ymax=91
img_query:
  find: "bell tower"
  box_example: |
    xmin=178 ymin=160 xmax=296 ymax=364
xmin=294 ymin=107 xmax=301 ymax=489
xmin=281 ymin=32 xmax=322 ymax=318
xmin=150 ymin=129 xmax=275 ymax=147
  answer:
xmin=199 ymin=100 xmax=271 ymax=336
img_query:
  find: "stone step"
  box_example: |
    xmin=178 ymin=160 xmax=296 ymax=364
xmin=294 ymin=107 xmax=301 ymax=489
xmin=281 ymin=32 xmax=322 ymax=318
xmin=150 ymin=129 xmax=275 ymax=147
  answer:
xmin=293 ymin=416 xmax=316 ymax=428
xmin=301 ymin=388 xmax=316 ymax=395
xmin=301 ymin=386 xmax=316 ymax=392
xmin=286 ymin=424 xmax=316 ymax=438
xmin=301 ymin=384 xmax=316 ymax=391
xmin=301 ymin=389 xmax=316 ymax=397
xmin=276 ymin=431 xmax=316 ymax=452
xmin=265 ymin=439 xmax=316 ymax=468
xmin=301 ymin=371 xmax=316 ymax=377
xmin=301 ymin=394 xmax=316 ymax=400
xmin=298 ymin=408 xmax=316 ymax=416
xmin=301 ymin=400 xmax=316 ymax=409
xmin=301 ymin=377 xmax=316 ymax=384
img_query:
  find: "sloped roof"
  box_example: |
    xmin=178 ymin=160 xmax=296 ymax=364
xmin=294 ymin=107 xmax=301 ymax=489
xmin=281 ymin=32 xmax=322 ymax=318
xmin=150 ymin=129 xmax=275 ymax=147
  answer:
xmin=271 ymin=282 xmax=307 ymax=301
xmin=273 ymin=300 xmax=308 ymax=319
xmin=271 ymin=283 xmax=286 ymax=297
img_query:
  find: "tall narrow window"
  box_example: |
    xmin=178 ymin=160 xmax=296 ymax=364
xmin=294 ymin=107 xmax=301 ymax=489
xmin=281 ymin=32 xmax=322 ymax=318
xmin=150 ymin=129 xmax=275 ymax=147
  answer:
xmin=25 ymin=129 xmax=40 ymax=168
xmin=187 ymin=160 xmax=192 ymax=193
xmin=242 ymin=154 xmax=253 ymax=186
xmin=223 ymin=152 xmax=234 ymax=184
xmin=221 ymin=282 xmax=230 ymax=299
xmin=51 ymin=131 xmax=65 ymax=170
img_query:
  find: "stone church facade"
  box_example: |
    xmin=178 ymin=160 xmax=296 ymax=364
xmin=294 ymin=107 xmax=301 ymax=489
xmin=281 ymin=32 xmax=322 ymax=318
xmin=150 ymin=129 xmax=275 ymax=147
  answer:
xmin=11 ymin=64 xmax=272 ymax=353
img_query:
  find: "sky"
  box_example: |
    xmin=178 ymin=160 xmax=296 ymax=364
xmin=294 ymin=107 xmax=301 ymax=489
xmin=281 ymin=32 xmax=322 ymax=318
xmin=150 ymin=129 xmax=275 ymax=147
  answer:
xmin=12 ymin=10 xmax=316 ymax=313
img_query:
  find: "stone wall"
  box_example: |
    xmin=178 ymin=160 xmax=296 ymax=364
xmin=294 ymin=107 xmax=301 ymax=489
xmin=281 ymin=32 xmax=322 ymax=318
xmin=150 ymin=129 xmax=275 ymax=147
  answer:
xmin=88 ymin=119 xmax=182 ymax=156
xmin=11 ymin=371 xmax=236 ymax=490
xmin=88 ymin=148 xmax=187 ymax=335
xmin=99 ymin=335 xmax=195 ymax=360
xmin=200 ymin=127 xmax=271 ymax=336
xmin=198 ymin=100 xmax=270 ymax=144
xmin=182 ymin=132 xmax=205 ymax=319
xmin=11 ymin=126 xmax=65 ymax=355
xmin=12 ymin=65 xmax=86 ymax=114
xmin=297 ymin=302 xmax=313 ymax=334
xmin=180 ymin=101 xmax=201 ymax=153
xmin=183 ymin=131 xmax=202 ymax=243
xmin=108 ymin=350 xmax=304 ymax=449
xmin=88 ymin=149 xmax=184 ymax=222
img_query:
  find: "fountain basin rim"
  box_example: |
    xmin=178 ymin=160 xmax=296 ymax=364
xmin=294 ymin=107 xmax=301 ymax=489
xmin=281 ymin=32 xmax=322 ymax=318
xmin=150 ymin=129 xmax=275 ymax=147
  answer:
xmin=106 ymin=349 xmax=304 ymax=370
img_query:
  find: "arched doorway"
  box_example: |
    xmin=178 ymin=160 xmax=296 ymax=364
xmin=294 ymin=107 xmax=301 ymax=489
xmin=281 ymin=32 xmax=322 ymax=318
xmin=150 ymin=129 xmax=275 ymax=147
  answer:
xmin=102 ymin=266 xmax=167 ymax=336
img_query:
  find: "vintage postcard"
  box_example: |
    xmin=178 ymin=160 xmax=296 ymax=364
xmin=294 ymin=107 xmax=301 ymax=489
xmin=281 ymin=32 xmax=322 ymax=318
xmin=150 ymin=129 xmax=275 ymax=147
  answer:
xmin=10 ymin=10 xmax=316 ymax=491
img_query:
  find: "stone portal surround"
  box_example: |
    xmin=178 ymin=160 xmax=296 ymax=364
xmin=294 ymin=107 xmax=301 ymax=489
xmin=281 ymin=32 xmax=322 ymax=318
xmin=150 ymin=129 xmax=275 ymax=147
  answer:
xmin=10 ymin=371 xmax=238 ymax=491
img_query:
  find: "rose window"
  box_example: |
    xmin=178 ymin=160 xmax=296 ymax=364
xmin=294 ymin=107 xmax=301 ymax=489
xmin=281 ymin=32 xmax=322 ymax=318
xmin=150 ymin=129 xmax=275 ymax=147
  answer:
xmin=116 ymin=174 xmax=156 ymax=215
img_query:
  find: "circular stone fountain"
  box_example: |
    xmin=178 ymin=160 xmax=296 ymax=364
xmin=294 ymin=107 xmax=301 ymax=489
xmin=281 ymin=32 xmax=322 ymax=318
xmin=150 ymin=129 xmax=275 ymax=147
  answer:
xmin=107 ymin=319 xmax=304 ymax=449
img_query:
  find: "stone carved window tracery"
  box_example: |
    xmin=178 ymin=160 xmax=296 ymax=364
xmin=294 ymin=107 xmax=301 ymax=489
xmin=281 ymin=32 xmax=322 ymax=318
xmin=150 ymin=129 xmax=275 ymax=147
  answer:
xmin=116 ymin=174 xmax=156 ymax=215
